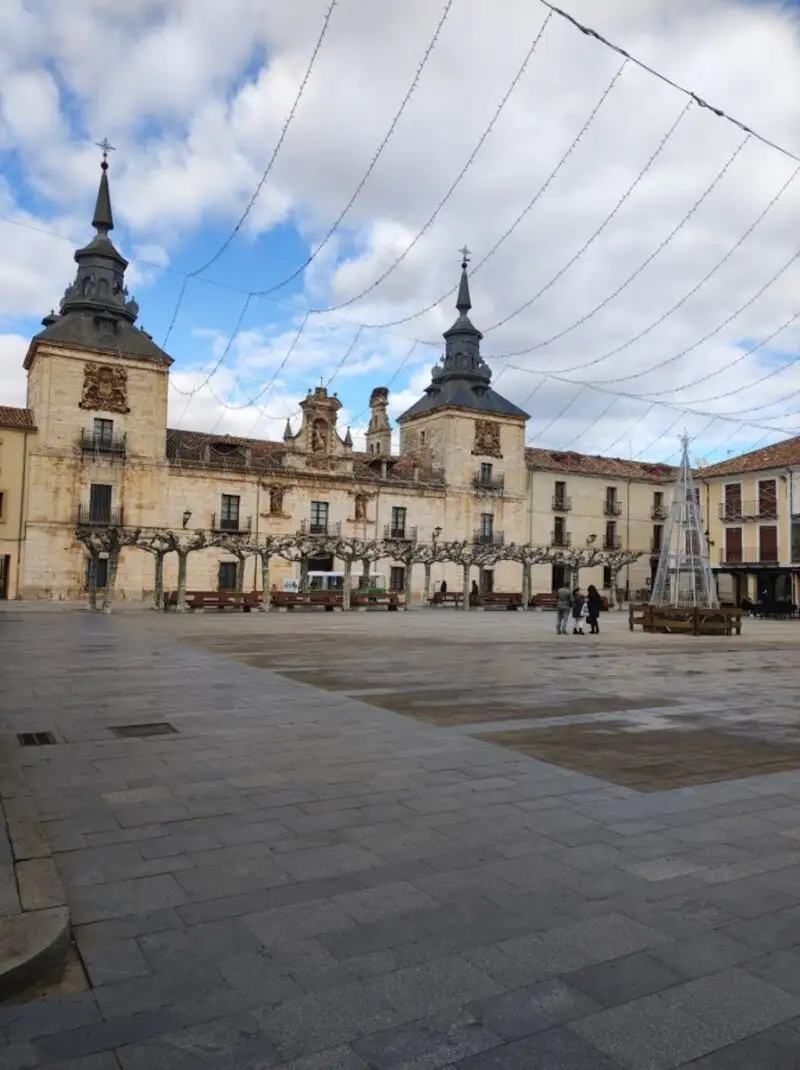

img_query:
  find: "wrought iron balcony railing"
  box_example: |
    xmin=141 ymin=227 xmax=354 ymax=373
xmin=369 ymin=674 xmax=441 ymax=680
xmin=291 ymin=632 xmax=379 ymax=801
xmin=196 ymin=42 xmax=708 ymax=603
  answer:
xmin=551 ymin=531 xmax=571 ymax=547
xmin=298 ymin=519 xmax=341 ymax=537
xmin=552 ymin=495 xmax=572 ymax=512
xmin=604 ymin=500 xmax=623 ymax=516
xmin=473 ymin=470 xmax=505 ymax=492
xmin=211 ymin=513 xmax=252 ymax=534
xmin=603 ymin=536 xmax=622 ymax=550
xmin=719 ymin=546 xmax=779 ymax=565
xmin=718 ymin=500 xmax=777 ymax=521
xmin=473 ymin=530 xmax=505 ymax=546
xmin=80 ymin=428 xmax=126 ymax=458
xmin=383 ymin=524 xmax=418 ymax=541
xmin=651 ymin=504 xmax=668 ymax=520
xmin=77 ymin=504 xmax=124 ymax=527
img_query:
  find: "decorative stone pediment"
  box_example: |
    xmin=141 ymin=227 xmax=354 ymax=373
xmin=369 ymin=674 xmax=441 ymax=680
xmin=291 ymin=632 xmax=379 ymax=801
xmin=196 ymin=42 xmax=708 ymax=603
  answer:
xmin=79 ymin=362 xmax=130 ymax=414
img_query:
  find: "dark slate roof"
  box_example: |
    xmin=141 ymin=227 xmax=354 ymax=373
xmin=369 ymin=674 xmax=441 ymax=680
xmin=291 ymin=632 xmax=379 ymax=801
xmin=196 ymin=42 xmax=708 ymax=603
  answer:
xmin=0 ymin=406 xmax=35 ymax=430
xmin=525 ymin=447 xmax=677 ymax=482
xmin=398 ymin=377 xmax=529 ymax=421
xmin=27 ymin=313 xmax=172 ymax=368
xmin=397 ymin=260 xmax=529 ymax=424
xmin=698 ymin=434 xmax=800 ymax=478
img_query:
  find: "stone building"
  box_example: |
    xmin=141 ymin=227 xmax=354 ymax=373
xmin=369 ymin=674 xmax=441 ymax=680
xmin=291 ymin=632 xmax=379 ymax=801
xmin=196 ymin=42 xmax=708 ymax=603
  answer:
xmin=1 ymin=158 xmax=690 ymax=602
xmin=701 ymin=438 xmax=800 ymax=606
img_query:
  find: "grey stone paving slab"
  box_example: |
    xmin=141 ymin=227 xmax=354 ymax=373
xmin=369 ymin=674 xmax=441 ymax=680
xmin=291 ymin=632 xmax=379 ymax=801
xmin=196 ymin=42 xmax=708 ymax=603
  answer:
xmin=571 ymin=968 xmax=800 ymax=1069
xmin=454 ymin=1025 xmax=624 ymax=1068
xmin=6 ymin=609 xmax=800 ymax=1066
xmin=114 ymin=1013 xmax=281 ymax=1069
xmin=564 ymin=951 xmax=685 ymax=1008
xmin=352 ymin=1008 xmax=502 ymax=1069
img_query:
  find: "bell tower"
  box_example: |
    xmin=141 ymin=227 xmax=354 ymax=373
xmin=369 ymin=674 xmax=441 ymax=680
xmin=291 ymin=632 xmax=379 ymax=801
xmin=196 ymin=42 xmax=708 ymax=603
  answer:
xmin=365 ymin=387 xmax=392 ymax=457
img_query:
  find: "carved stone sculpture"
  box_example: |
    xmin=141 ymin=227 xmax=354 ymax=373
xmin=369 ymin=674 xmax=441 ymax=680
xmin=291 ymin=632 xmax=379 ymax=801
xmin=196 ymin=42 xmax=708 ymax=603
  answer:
xmin=79 ymin=362 xmax=130 ymax=414
xmin=473 ymin=419 xmax=501 ymax=458
xmin=269 ymin=487 xmax=284 ymax=515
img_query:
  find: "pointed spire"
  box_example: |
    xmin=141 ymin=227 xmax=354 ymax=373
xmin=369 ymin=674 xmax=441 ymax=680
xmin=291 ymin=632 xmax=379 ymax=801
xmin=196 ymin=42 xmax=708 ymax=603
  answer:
xmin=283 ymin=418 xmax=293 ymax=442
xmin=456 ymin=245 xmax=472 ymax=314
xmin=344 ymin=426 xmax=353 ymax=449
xmin=92 ymin=139 xmax=115 ymax=236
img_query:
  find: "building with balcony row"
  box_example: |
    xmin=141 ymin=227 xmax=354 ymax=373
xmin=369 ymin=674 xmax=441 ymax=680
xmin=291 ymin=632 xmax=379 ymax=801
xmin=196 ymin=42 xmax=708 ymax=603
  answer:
xmin=0 ymin=156 xmax=793 ymax=603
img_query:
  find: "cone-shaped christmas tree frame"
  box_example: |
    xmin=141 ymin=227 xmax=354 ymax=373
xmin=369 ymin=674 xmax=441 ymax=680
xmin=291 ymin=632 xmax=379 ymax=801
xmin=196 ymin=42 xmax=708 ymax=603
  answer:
xmin=650 ymin=433 xmax=718 ymax=609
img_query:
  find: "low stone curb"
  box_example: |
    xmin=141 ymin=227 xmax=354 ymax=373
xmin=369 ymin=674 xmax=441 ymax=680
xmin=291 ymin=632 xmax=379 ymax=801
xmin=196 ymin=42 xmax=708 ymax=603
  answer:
xmin=0 ymin=751 xmax=71 ymax=999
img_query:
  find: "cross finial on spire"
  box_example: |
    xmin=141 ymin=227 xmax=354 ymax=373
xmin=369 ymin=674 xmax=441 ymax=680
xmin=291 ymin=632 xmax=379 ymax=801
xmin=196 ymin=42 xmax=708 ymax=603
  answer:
xmin=96 ymin=138 xmax=115 ymax=171
xmin=459 ymin=245 xmax=471 ymax=269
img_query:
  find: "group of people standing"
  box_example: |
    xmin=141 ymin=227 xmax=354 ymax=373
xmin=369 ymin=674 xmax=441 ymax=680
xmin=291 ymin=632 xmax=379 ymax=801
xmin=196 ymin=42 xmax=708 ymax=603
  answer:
xmin=556 ymin=584 xmax=603 ymax=635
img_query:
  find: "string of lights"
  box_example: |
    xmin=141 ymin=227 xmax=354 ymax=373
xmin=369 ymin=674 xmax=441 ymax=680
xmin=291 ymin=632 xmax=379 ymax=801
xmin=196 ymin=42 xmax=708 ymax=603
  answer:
xmin=580 ymin=245 xmax=800 ymax=386
xmin=483 ymin=133 xmax=751 ymax=362
xmin=243 ymin=311 xmax=313 ymax=436
xmin=528 ymin=384 xmax=588 ymax=445
xmin=635 ymin=308 xmax=800 ymax=401
xmin=485 ymin=91 xmax=694 ymax=334
xmin=161 ymin=0 xmax=339 ymax=349
xmin=174 ymin=295 xmax=253 ymax=423
xmin=306 ymin=8 xmax=555 ymax=314
xmin=540 ymin=0 xmax=800 ymax=164
xmin=363 ymin=53 xmax=637 ymax=330
xmin=255 ymin=0 xmax=454 ymax=297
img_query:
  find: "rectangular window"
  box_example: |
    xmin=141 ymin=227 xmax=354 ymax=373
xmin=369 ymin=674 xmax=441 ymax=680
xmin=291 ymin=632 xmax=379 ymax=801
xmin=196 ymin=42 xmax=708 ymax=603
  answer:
xmin=654 ymin=491 xmax=663 ymax=509
xmin=218 ymin=562 xmax=238 ymax=590
xmin=89 ymin=483 xmax=112 ymax=523
xmin=480 ymin=513 xmax=494 ymax=537
xmin=0 ymin=491 xmax=4 ymax=520
xmin=724 ymin=483 xmax=742 ymax=520
xmin=605 ymin=487 xmax=620 ymax=515
xmin=792 ymin=522 xmax=800 ymax=563
xmin=602 ymin=566 xmax=612 ymax=588
xmin=725 ymin=527 xmax=743 ymax=563
xmin=389 ymin=566 xmax=405 ymax=592
xmin=391 ymin=506 xmax=407 ymax=538
xmin=605 ymin=520 xmax=617 ymax=548
xmin=86 ymin=557 xmax=108 ymax=589
xmin=310 ymin=501 xmax=329 ymax=534
xmin=220 ymin=494 xmax=240 ymax=530
xmin=554 ymin=516 xmax=565 ymax=542
xmin=93 ymin=418 xmax=114 ymax=448
xmin=760 ymin=525 xmax=778 ymax=563
xmin=652 ymin=524 xmax=663 ymax=553
xmin=480 ymin=463 xmax=493 ymax=483
xmin=758 ymin=479 xmax=777 ymax=518
xmin=480 ymin=568 xmax=494 ymax=594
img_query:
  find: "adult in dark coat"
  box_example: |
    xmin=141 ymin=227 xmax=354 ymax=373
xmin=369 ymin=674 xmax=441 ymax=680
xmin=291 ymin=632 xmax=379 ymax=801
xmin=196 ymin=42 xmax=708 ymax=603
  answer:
xmin=586 ymin=584 xmax=603 ymax=634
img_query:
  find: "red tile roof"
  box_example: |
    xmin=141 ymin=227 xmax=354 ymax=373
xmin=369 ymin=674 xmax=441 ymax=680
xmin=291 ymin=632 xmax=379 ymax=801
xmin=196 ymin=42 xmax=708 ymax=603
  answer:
xmin=525 ymin=447 xmax=676 ymax=482
xmin=166 ymin=428 xmax=445 ymax=486
xmin=698 ymin=435 xmax=800 ymax=478
xmin=0 ymin=406 xmax=34 ymax=430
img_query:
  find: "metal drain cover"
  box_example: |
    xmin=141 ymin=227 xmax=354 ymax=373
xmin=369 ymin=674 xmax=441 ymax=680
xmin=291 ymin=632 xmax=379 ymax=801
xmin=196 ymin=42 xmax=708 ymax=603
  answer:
xmin=110 ymin=723 xmax=177 ymax=739
xmin=17 ymin=732 xmax=57 ymax=747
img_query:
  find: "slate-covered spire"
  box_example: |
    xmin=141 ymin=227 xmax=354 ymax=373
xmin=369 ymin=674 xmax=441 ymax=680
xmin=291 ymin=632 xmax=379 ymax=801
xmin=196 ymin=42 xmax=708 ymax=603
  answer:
xmin=440 ymin=247 xmax=487 ymax=383
xmin=54 ymin=146 xmax=139 ymax=325
xmin=396 ymin=247 xmax=530 ymax=424
xmin=455 ymin=250 xmax=472 ymax=315
xmin=91 ymin=154 xmax=114 ymax=236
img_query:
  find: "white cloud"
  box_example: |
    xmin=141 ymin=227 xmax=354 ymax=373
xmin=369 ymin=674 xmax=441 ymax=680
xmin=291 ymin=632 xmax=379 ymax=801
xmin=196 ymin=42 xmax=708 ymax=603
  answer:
xmin=0 ymin=0 xmax=798 ymax=460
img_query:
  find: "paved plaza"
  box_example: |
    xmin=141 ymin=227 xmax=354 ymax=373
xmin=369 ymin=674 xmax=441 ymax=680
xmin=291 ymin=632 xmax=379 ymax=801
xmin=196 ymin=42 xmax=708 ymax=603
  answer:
xmin=3 ymin=606 xmax=800 ymax=1067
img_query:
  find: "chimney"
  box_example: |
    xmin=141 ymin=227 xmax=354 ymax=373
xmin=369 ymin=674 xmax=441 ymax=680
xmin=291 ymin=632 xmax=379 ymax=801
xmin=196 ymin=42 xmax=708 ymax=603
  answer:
xmin=380 ymin=459 xmax=388 ymax=479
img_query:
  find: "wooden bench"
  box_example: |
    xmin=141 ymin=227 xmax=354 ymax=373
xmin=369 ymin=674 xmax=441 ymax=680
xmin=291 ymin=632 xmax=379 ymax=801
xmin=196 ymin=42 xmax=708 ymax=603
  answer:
xmin=428 ymin=592 xmax=464 ymax=608
xmin=163 ymin=590 xmax=260 ymax=612
xmin=531 ymin=593 xmax=557 ymax=611
xmin=350 ymin=592 xmax=404 ymax=611
xmin=479 ymin=592 xmax=522 ymax=610
xmin=629 ymin=604 xmax=742 ymax=636
xmin=270 ymin=591 xmax=343 ymax=611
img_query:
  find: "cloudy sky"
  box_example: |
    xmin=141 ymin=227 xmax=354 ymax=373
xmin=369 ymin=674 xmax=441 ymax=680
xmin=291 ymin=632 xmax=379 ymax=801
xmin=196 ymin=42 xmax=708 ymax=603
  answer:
xmin=1 ymin=0 xmax=799 ymax=464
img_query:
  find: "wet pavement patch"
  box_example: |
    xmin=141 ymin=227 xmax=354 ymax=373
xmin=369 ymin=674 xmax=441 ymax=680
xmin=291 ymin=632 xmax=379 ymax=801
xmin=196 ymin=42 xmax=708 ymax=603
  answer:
xmin=474 ymin=723 xmax=800 ymax=791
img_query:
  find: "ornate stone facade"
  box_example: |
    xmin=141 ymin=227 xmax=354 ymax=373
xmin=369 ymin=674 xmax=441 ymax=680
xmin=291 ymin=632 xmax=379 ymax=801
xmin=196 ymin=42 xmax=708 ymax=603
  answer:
xmin=472 ymin=419 xmax=502 ymax=458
